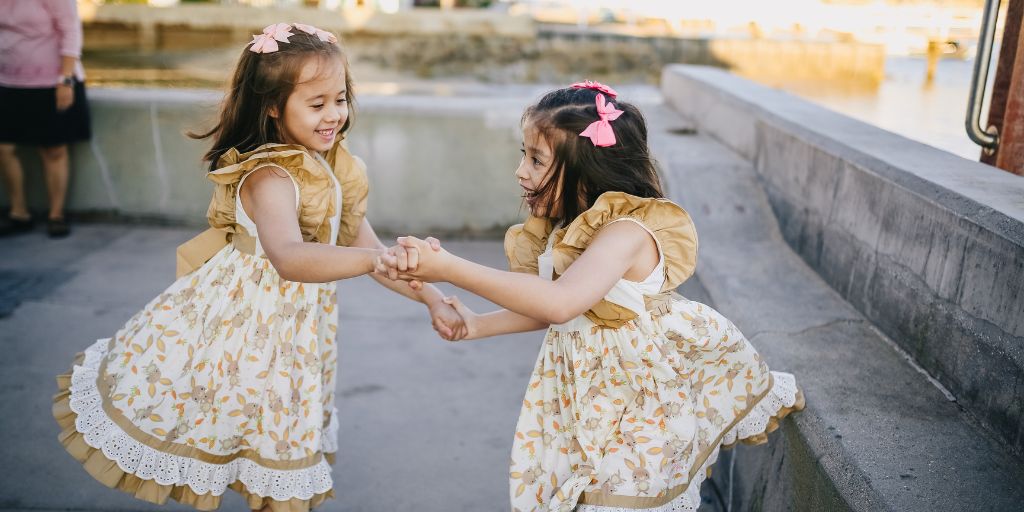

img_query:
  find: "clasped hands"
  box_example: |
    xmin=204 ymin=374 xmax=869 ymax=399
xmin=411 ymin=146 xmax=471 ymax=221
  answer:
xmin=374 ymin=236 xmax=448 ymax=285
xmin=375 ymin=236 xmax=475 ymax=341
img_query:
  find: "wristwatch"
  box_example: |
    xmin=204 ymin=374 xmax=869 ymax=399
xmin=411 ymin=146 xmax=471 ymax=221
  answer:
xmin=58 ymin=75 xmax=74 ymax=87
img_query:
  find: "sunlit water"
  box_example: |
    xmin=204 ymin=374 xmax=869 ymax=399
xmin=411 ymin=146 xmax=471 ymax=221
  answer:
xmin=787 ymin=56 xmax=987 ymax=161
xmin=82 ymin=50 xmax=987 ymax=161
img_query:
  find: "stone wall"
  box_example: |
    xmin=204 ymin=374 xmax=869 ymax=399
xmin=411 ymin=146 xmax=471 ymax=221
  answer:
xmin=3 ymin=88 xmax=528 ymax=235
xmin=661 ymin=64 xmax=1024 ymax=457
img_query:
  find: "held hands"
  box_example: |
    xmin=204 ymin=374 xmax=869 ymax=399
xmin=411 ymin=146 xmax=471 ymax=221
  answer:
xmin=373 ymin=236 xmax=474 ymax=341
xmin=375 ymin=236 xmax=451 ymax=284
xmin=372 ymin=236 xmax=437 ymax=284
xmin=427 ymin=296 xmax=472 ymax=341
xmin=440 ymin=295 xmax=478 ymax=340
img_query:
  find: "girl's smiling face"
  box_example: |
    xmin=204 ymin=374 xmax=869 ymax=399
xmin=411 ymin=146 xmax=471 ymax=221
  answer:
xmin=273 ymin=56 xmax=348 ymax=153
xmin=517 ymin=121 xmax=562 ymax=217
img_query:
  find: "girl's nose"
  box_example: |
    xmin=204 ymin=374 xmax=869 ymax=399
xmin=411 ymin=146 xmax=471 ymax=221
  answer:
xmin=514 ymin=160 xmax=529 ymax=181
xmin=326 ymin=104 xmax=343 ymax=123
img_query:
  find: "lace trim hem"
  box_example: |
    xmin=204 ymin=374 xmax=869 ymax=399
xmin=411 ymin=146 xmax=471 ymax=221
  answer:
xmin=52 ymin=338 xmax=338 ymax=511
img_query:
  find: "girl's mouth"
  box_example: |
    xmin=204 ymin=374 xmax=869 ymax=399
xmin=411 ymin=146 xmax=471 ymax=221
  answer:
xmin=521 ymin=186 xmax=539 ymax=206
xmin=316 ymin=128 xmax=335 ymax=141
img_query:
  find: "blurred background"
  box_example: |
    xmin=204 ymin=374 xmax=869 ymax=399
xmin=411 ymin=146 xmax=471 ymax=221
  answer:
xmin=79 ymin=0 xmax=1000 ymax=160
xmin=4 ymin=3 xmax=1023 ymax=511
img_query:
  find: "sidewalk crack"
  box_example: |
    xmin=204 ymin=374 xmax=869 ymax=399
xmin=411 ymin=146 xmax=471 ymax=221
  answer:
xmin=747 ymin=318 xmax=864 ymax=341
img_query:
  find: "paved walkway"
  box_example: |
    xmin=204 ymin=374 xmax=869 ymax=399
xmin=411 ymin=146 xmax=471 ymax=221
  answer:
xmin=0 ymin=225 xmax=553 ymax=511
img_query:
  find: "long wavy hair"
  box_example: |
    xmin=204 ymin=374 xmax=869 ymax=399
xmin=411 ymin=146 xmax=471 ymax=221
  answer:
xmin=190 ymin=29 xmax=355 ymax=171
xmin=523 ymin=86 xmax=663 ymax=225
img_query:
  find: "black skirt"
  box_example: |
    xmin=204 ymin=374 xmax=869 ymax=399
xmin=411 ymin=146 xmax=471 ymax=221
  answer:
xmin=0 ymin=80 xmax=92 ymax=146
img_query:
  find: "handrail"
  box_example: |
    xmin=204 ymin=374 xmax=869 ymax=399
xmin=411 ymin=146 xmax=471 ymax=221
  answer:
xmin=966 ymin=0 xmax=1001 ymax=150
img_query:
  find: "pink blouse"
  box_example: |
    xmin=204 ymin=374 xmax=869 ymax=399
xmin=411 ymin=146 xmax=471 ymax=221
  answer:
xmin=0 ymin=0 xmax=85 ymax=88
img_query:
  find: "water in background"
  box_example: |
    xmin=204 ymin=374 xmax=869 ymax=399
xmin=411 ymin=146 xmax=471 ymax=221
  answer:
xmin=787 ymin=55 xmax=985 ymax=161
xmin=81 ymin=50 xmax=986 ymax=162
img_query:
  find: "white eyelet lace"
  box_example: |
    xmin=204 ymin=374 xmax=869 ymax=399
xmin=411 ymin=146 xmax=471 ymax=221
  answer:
xmin=67 ymin=338 xmax=338 ymax=501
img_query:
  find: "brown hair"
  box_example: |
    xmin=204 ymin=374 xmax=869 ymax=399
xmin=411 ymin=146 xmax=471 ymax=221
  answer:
xmin=523 ymin=86 xmax=663 ymax=226
xmin=190 ymin=29 xmax=355 ymax=171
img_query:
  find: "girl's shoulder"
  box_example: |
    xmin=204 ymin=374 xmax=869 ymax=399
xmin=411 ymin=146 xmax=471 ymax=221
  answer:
xmin=324 ymin=141 xmax=369 ymax=247
xmin=504 ymin=192 xmax=698 ymax=291
xmin=560 ymin=192 xmax=698 ymax=291
xmin=207 ymin=143 xmax=326 ymax=187
xmin=504 ymin=215 xmax=554 ymax=275
xmin=566 ymin=191 xmax=693 ymax=237
xmin=207 ymin=141 xmax=365 ymax=187
xmin=206 ymin=141 xmax=369 ymax=246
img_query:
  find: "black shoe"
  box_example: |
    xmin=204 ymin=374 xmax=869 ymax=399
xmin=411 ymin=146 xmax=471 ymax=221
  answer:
xmin=47 ymin=217 xmax=70 ymax=238
xmin=0 ymin=215 xmax=33 ymax=237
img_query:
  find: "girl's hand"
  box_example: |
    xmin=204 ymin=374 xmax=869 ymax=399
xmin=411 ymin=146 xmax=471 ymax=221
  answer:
xmin=393 ymin=236 xmax=450 ymax=283
xmin=440 ymin=295 xmax=478 ymax=341
xmin=374 ymin=237 xmax=443 ymax=289
xmin=373 ymin=249 xmax=398 ymax=280
xmin=428 ymin=299 xmax=468 ymax=341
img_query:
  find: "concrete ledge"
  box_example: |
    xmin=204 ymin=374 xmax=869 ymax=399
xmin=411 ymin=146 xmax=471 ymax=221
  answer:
xmin=647 ymin=99 xmax=1024 ymax=511
xmin=661 ymin=64 xmax=1024 ymax=456
xmin=3 ymin=87 xmax=531 ymax=235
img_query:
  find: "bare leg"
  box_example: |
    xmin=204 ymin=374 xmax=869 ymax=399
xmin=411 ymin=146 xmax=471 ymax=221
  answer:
xmin=0 ymin=143 xmax=30 ymax=219
xmin=38 ymin=144 xmax=69 ymax=220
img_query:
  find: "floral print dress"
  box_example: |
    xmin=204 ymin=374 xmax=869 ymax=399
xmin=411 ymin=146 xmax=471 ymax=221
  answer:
xmin=53 ymin=143 xmax=367 ymax=512
xmin=504 ymin=192 xmax=805 ymax=512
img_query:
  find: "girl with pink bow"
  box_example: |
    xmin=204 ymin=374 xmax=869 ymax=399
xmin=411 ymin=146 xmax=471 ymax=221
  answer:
xmin=378 ymin=82 xmax=804 ymax=511
xmin=52 ymin=23 xmax=464 ymax=512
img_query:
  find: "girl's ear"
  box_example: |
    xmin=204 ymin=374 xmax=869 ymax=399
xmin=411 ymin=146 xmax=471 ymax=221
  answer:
xmin=269 ymin=106 xmax=279 ymax=119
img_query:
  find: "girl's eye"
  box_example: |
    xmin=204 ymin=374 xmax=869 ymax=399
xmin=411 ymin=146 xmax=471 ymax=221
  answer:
xmin=336 ymin=98 xmax=346 ymax=104
xmin=532 ymin=158 xmax=542 ymax=166
xmin=312 ymin=104 xmax=324 ymax=110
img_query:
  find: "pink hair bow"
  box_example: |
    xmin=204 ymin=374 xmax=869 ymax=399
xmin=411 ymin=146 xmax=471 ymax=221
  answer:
xmin=249 ymin=23 xmax=294 ymax=54
xmin=579 ymin=93 xmax=624 ymax=147
xmin=570 ymin=80 xmax=618 ymax=99
xmin=293 ymin=23 xmax=338 ymax=43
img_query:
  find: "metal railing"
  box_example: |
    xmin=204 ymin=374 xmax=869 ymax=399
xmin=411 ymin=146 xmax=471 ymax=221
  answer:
xmin=966 ymin=0 xmax=1002 ymax=152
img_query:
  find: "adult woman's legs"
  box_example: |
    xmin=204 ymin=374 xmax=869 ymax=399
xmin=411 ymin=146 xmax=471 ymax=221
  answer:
xmin=38 ymin=144 xmax=70 ymax=237
xmin=0 ymin=143 xmax=34 ymax=236
xmin=0 ymin=143 xmax=30 ymax=219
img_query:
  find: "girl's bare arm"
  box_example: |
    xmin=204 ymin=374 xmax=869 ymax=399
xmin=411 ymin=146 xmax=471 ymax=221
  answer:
xmin=393 ymin=221 xmax=658 ymax=325
xmin=241 ymin=166 xmax=379 ymax=283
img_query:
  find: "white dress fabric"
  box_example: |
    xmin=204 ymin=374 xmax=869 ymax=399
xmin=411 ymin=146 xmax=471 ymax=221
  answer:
xmin=506 ymin=210 xmax=803 ymax=512
xmin=57 ymin=156 xmax=345 ymax=508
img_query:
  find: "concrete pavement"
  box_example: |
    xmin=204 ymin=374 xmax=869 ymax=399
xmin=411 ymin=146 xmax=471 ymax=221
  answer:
xmin=0 ymin=225 xmax=546 ymax=511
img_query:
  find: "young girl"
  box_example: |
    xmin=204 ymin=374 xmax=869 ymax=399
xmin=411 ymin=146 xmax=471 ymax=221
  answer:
xmin=382 ymin=82 xmax=805 ymax=511
xmin=52 ymin=23 xmax=464 ymax=511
